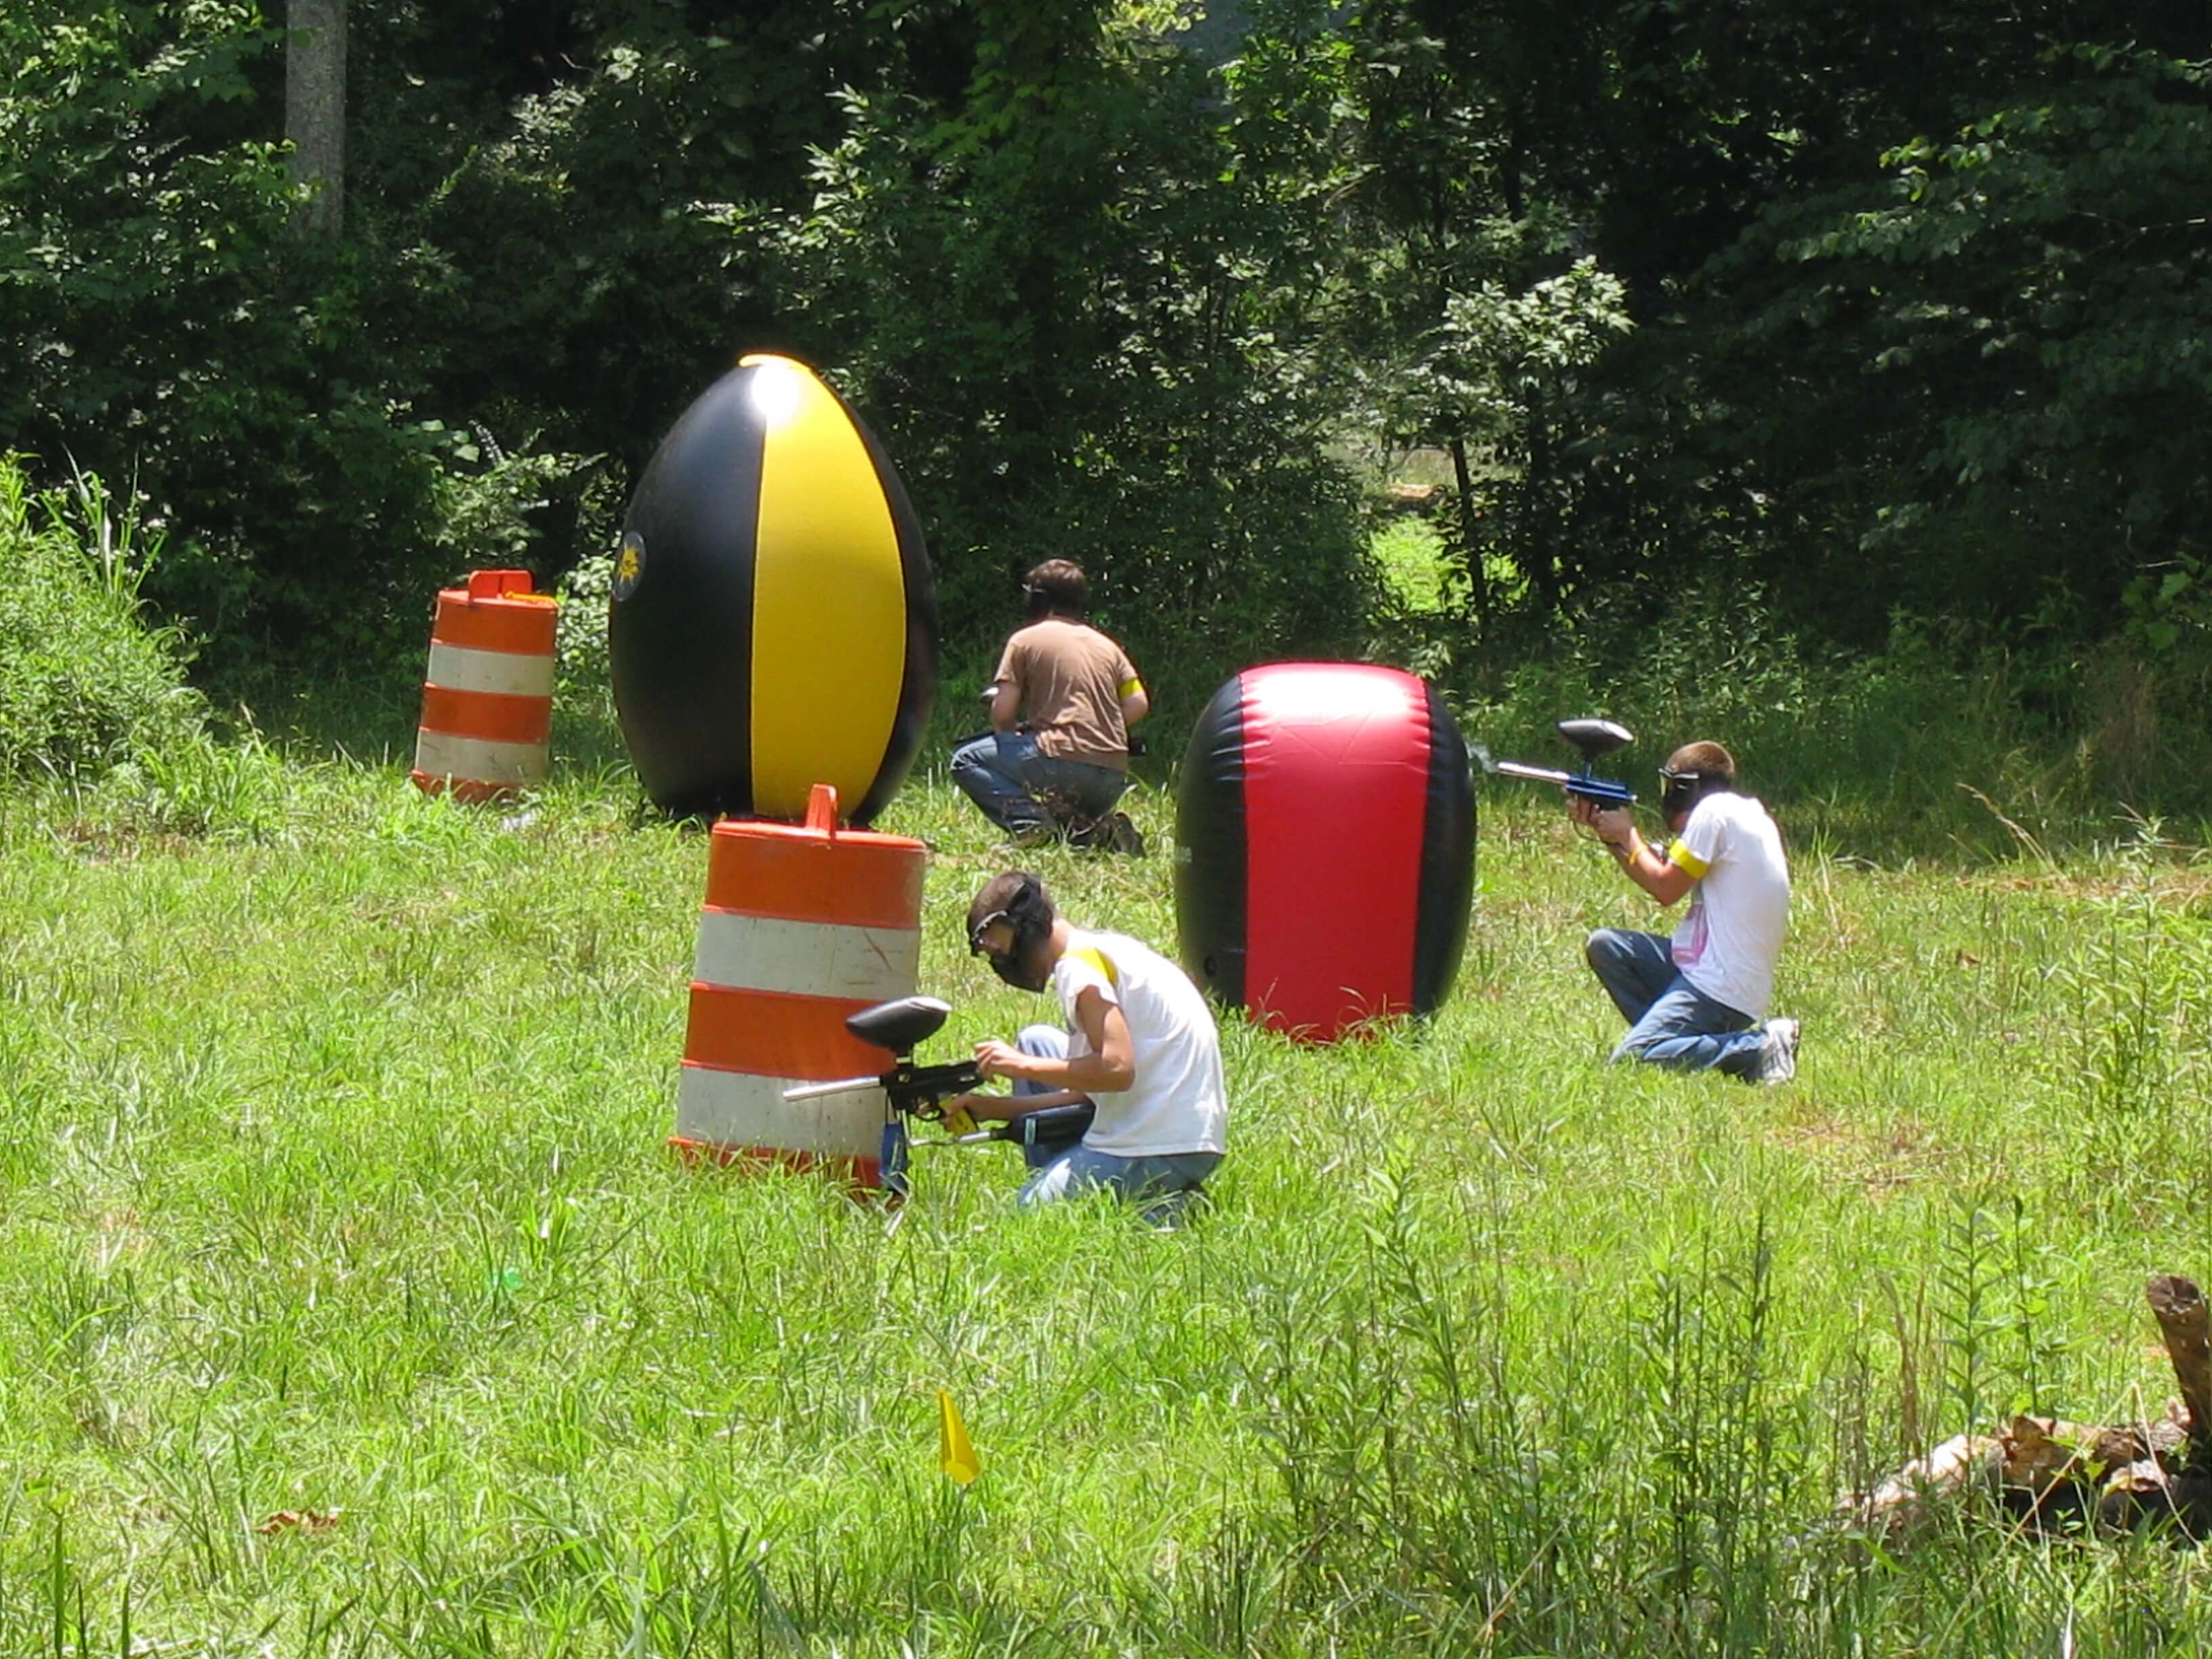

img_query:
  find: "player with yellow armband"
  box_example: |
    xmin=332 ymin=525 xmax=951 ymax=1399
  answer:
xmin=946 ymin=871 xmax=1227 ymax=1227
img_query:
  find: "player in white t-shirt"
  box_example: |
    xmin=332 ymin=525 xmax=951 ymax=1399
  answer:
xmin=950 ymin=870 xmax=1227 ymax=1223
xmin=1568 ymin=739 xmax=1800 ymax=1083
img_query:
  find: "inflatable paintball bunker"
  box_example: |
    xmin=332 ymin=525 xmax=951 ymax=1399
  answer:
xmin=1175 ymin=663 xmax=1476 ymax=1041
xmin=610 ymin=354 xmax=936 ymax=821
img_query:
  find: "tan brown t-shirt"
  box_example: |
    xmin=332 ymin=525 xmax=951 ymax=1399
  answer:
xmin=994 ymin=619 xmax=1141 ymax=770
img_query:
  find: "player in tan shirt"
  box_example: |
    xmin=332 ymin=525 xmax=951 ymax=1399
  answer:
xmin=951 ymin=560 xmax=1150 ymax=851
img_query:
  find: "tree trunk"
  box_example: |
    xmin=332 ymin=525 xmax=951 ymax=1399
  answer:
xmin=1448 ymin=435 xmax=1488 ymax=627
xmin=2148 ymin=1274 xmax=2212 ymax=1446
xmin=1850 ymin=1275 xmax=2212 ymax=1542
xmin=285 ymin=0 xmax=346 ymax=237
xmin=1521 ymin=382 xmax=1561 ymax=620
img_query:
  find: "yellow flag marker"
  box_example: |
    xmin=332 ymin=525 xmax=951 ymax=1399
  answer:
xmin=937 ymin=1389 xmax=980 ymax=1487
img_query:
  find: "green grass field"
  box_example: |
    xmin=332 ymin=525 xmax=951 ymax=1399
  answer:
xmin=4 ymin=754 xmax=2212 ymax=1656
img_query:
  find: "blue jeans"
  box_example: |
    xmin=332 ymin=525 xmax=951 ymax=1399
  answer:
xmin=1585 ymin=928 xmax=1766 ymax=1082
xmin=1010 ymin=1026 xmax=1221 ymax=1225
xmin=1010 ymin=1025 xmax=1091 ymax=1170
xmin=950 ymin=732 xmax=1127 ymax=835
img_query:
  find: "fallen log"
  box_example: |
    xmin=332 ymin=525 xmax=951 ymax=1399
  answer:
xmin=1849 ymin=1274 xmax=2212 ymax=1542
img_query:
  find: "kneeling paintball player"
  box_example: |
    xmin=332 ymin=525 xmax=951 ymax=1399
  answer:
xmin=1574 ymin=740 xmax=1799 ymax=1084
xmin=951 ymin=870 xmax=1227 ymax=1223
xmin=950 ymin=560 xmax=1149 ymax=853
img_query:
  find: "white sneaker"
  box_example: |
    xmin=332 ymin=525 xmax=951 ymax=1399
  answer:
xmin=1759 ymin=1018 xmax=1801 ymax=1085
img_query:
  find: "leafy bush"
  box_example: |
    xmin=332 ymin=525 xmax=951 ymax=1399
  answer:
xmin=551 ymin=541 xmax=626 ymax=769
xmin=0 ymin=455 xmax=203 ymax=780
xmin=766 ymin=9 xmax=1378 ymax=671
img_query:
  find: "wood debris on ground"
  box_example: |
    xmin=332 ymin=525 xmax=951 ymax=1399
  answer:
xmin=1850 ymin=1275 xmax=2212 ymax=1542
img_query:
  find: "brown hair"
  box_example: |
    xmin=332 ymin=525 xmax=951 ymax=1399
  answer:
xmin=1665 ymin=741 xmax=1737 ymax=786
xmin=1023 ymin=560 xmax=1088 ymax=621
xmin=967 ymin=870 xmax=1054 ymax=949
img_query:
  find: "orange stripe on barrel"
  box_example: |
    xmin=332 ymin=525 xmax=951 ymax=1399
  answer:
xmin=418 ymin=685 xmax=552 ymax=746
xmin=413 ymin=571 xmax=558 ymax=802
xmin=683 ymin=985 xmax=888 ymax=1080
xmin=434 ymin=591 xmax=560 ymax=657
xmin=701 ymin=823 xmax=926 ymax=930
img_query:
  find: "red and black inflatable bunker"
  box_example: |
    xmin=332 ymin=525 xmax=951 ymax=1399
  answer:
xmin=1174 ymin=663 xmax=1476 ymax=1041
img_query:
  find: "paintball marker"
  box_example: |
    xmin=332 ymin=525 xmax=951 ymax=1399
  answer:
xmin=783 ymin=996 xmax=1094 ymax=1195
xmin=784 ymin=996 xmax=980 ymax=1122
xmin=1480 ymin=718 xmax=1638 ymax=808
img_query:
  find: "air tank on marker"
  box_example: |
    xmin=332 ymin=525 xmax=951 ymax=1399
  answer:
xmin=609 ymin=354 xmax=937 ymax=822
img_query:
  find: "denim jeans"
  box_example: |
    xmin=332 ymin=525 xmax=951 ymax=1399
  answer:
xmin=1009 ymin=1025 xmax=1221 ymax=1225
xmin=1010 ymin=1025 xmax=1091 ymax=1170
xmin=1584 ymin=928 xmax=1767 ymax=1082
xmin=950 ymin=732 xmax=1128 ymax=835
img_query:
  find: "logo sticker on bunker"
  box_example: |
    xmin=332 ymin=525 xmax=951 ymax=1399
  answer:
xmin=612 ymin=531 xmax=646 ymax=602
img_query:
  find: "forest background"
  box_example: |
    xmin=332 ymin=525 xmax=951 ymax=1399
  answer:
xmin=3 ymin=0 xmax=2210 ymax=832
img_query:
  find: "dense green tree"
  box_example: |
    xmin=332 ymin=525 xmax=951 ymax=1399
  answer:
xmin=1527 ymin=3 xmax=2211 ymax=643
xmin=5 ymin=0 xmax=2207 ymax=697
xmin=766 ymin=0 xmax=1372 ymax=663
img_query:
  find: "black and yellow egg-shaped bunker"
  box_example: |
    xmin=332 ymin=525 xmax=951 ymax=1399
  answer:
xmin=610 ymin=354 xmax=937 ymax=823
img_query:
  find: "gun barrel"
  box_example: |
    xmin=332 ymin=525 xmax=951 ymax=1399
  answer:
xmin=782 ymin=1073 xmax=882 ymax=1103
xmin=1492 ymin=760 xmax=1572 ymax=785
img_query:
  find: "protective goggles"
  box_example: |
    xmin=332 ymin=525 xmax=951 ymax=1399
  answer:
xmin=968 ymin=909 xmax=1014 ymax=955
xmin=1657 ymin=768 xmax=1705 ymax=814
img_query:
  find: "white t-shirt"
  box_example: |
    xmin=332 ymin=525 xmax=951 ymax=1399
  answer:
xmin=1662 ymin=792 xmax=1790 ymax=1019
xmin=1052 ymin=928 xmax=1228 ymax=1158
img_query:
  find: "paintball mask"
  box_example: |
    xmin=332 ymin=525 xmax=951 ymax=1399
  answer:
xmin=1658 ymin=765 xmax=1721 ymax=823
xmin=968 ymin=872 xmax=1056 ymax=991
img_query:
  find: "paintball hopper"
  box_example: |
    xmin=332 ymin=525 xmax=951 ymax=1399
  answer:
xmin=844 ymin=996 xmax=951 ymax=1057
xmin=783 ymin=996 xmax=955 ymax=1103
xmin=1557 ymin=718 xmax=1633 ymax=766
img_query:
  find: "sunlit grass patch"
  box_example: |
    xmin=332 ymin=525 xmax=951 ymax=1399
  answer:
xmin=1371 ymin=516 xmax=1449 ymax=613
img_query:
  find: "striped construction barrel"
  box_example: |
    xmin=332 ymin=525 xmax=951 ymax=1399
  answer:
xmin=671 ymin=785 xmax=928 ymax=1185
xmin=410 ymin=569 xmax=559 ymax=802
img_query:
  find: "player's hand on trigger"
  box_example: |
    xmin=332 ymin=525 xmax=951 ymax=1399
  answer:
xmin=1589 ymin=803 xmax=1635 ymax=846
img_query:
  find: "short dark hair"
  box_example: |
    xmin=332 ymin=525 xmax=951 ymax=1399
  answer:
xmin=1023 ymin=560 xmax=1088 ymax=621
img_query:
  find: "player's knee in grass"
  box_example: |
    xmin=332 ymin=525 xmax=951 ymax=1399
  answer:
xmin=1585 ymin=926 xmax=1629 ymax=975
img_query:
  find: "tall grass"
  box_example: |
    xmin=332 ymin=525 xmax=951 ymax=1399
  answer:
xmin=0 ymin=453 xmax=204 ymax=781
xmin=1 ymin=734 xmax=2211 ymax=1654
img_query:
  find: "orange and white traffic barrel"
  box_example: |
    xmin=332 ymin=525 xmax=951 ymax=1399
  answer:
xmin=672 ymin=784 xmax=927 ymax=1186
xmin=409 ymin=569 xmax=559 ymax=802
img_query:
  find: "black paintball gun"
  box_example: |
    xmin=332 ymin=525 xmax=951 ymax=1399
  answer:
xmin=1479 ymin=718 xmax=1638 ymax=808
xmin=783 ymin=996 xmax=980 ymax=1122
xmin=783 ymin=996 xmax=1094 ymax=1195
